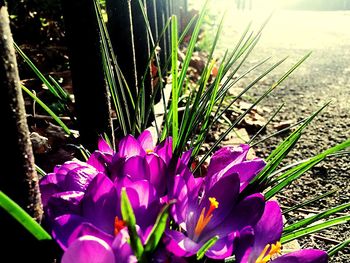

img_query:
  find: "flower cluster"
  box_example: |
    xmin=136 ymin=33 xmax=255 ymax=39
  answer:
xmin=40 ymin=131 xmax=328 ymax=263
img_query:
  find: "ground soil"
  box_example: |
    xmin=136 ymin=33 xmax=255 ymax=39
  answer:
xmin=214 ymin=7 xmax=350 ymax=262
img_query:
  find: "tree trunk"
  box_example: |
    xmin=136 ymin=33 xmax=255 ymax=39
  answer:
xmin=62 ymin=0 xmax=114 ymax=150
xmin=0 ymin=2 xmax=58 ymax=261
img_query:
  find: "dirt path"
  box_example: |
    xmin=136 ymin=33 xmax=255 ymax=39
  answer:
xmin=213 ymin=7 xmax=350 ymax=262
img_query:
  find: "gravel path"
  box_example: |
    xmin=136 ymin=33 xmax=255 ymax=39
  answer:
xmin=210 ymin=6 xmax=350 ymax=262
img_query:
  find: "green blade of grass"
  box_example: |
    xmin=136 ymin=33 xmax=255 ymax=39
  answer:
xmin=0 ymin=191 xmax=52 ymax=240
xmin=191 ymin=53 xmax=227 ymax=157
xmin=248 ymin=103 xmax=284 ymax=145
xmin=251 ymin=117 xmax=307 ymax=147
xmin=144 ymin=201 xmax=175 ymax=253
xmin=94 ymin=0 xmax=130 ymax=135
xmin=194 ymin=53 xmax=311 ymax=173
xmin=281 ymin=215 xmax=350 ymax=244
xmin=121 ymin=188 xmax=144 ymax=260
xmin=196 ymin=235 xmax=219 ymax=260
xmin=328 ymin=238 xmax=350 ymax=257
xmin=161 ymin=0 xmax=210 ymax=141
xmin=265 ymin=138 xmax=350 ymax=200
xmin=282 ymin=188 xmax=338 ymax=215
xmin=48 ymin=75 xmax=70 ymax=102
xmin=171 ymin=15 xmax=179 ymax=148
xmin=14 ymin=42 xmax=62 ymax=100
xmin=252 ymin=101 xmax=329 ymax=186
xmin=35 ymin=165 xmax=46 ymax=177
xmin=283 ymin=202 xmax=350 ymax=234
xmin=21 ymin=85 xmax=72 ymax=135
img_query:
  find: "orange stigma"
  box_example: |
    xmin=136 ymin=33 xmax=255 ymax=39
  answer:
xmin=255 ymin=241 xmax=282 ymax=263
xmin=194 ymin=197 xmax=219 ymax=238
xmin=114 ymin=216 xmax=126 ymax=236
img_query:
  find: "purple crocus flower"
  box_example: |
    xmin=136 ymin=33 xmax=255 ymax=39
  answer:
xmin=61 ymin=229 xmax=137 ymax=263
xmin=164 ymin=162 xmax=265 ymax=259
xmin=235 ymin=201 xmax=328 ymax=263
xmin=39 ymin=160 xmax=100 ymax=208
xmin=87 ymin=131 xmax=172 ymax=196
xmin=50 ymin=173 xmax=161 ymax=250
xmin=205 ymin=145 xmax=266 ymax=192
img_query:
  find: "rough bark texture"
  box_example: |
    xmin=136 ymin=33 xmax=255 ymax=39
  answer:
xmin=62 ymin=0 xmax=114 ymax=150
xmin=0 ymin=3 xmax=59 ymax=261
xmin=0 ymin=2 xmax=42 ymax=224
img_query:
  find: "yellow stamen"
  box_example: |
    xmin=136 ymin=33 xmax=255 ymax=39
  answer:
xmin=194 ymin=197 xmax=219 ymax=238
xmin=146 ymin=149 xmax=154 ymax=154
xmin=255 ymin=241 xmax=282 ymax=263
xmin=114 ymin=216 xmax=126 ymax=236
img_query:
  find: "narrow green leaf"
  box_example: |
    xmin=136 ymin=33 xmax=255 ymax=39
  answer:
xmin=328 ymin=238 xmax=350 ymax=257
xmin=21 ymin=85 xmax=72 ymax=135
xmin=283 ymin=202 xmax=350 ymax=234
xmin=35 ymin=165 xmax=46 ymax=177
xmin=14 ymin=42 xmax=61 ymax=99
xmin=171 ymin=15 xmax=179 ymax=148
xmin=282 ymin=188 xmax=338 ymax=215
xmin=224 ymin=255 xmax=236 ymax=263
xmin=194 ymin=54 xmax=310 ymax=173
xmin=281 ymin=215 xmax=350 ymax=244
xmin=121 ymin=188 xmax=144 ymax=259
xmin=0 ymin=191 xmax=52 ymax=240
xmin=144 ymin=201 xmax=175 ymax=253
xmin=265 ymin=138 xmax=350 ymax=199
xmin=252 ymin=102 xmax=330 ymax=187
xmin=249 ymin=103 xmax=284 ymax=145
xmin=197 ymin=235 xmax=219 ymax=260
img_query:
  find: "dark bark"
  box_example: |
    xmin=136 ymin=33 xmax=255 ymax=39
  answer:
xmin=0 ymin=3 xmax=60 ymax=261
xmin=61 ymin=0 xmax=114 ymax=150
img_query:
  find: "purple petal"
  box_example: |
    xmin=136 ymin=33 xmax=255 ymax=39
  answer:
xmin=82 ymin=174 xmax=118 ymax=235
xmin=126 ymin=180 xmax=158 ymax=208
xmin=68 ymin=222 xmax=114 ymax=247
xmin=98 ymin=137 xmax=113 ymax=154
xmin=234 ymin=226 xmax=255 ymax=263
xmin=205 ymin=233 xmax=237 ymax=259
xmin=123 ymin=156 xmax=150 ymax=181
xmin=137 ymin=130 xmax=155 ymax=150
xmin=249 ymin=201 xmax=283 ymax=261
xmin=39 ymin=173 xmax=61 ymax=206
xmin=52 ymin=214 xmax=86 ymax=250
xmin=180 ymin=149 xmax=193 ymax=166
xmin=192 ymin=174 xmax=240 ymax=239
xmin=112 ymin=228 xmax=137 ymax=263
xmin=87 ymin=151 xmax=112 ymax=173
xmin=146 ymin=154 xmax=167 ymax=195
xmin=207 ymin=145 xmax=250 ymax=177
xmin=202 ymin=193 xmax=264 ymax=245
xmin=272 ymin=249 xmax=328 ymax=263
xmin=154 ymin=137 xmax=172 ymax=165
xmin=169 ymin=175 xmax=188 ymax=227
xmin=227 ymin=159 xmax=266 ymax=192
xmin=224 ymin=193 xmax=265 ymax=231
xmin=164 ymin=230 xmax=201 ymax=257
xmin=206 ymin=158 xmax=265 ymax=192
xmin=109 ymin=155 xmax=126 ymax=181
xmin=62 ymin=235 xmax=115 ymax=263
xmin=118 ymin=135 xmax=145 ymax=157
xmin=63 ymin=166 xmax=99 ymax=192
xmin=121 ymin=181 xmax=161 ymax=234
xmin=54 ymin=161 xmax=87 ymax=177
xmin=47 ymin=191 xmax=84 ymax=219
